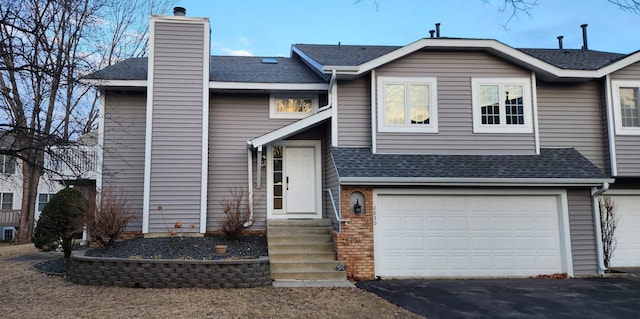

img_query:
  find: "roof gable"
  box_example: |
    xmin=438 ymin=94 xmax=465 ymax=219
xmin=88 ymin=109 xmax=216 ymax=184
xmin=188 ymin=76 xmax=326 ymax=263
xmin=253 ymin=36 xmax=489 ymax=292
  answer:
xmin=293 ymin=38 xmax=638 ymax=81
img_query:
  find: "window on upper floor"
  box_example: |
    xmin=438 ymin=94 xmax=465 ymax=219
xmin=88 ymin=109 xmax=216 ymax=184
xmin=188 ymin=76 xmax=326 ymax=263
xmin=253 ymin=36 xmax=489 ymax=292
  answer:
xmin=612 ymin=80 xmax=640 ymax=135
xmin=377 ymin=77 xmax=438 ymax=133
xmin=0 ymin=193 xmax=13 ymax=210
xmin=269 ymin=94 xmax=318 ymax=119
xmin=471 ymin=78 xmax=533 ymax=133
xmin=0 ymin=154 xmax=15 ymax=176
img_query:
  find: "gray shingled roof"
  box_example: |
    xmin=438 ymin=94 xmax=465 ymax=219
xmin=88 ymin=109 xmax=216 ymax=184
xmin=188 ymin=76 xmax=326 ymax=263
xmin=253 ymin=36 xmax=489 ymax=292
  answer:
xmin=331 ymin=147 xmax=608 ymax=181
xmin=209 ymin=56 xmax=325 ymax=83
xmin=293 ymin=44 xmax=401 ymax=66
xmin=517 ymin=48 xmax=625 ymax=70
xmin=293 ymin=42 xmax=627 ymax=71
xmin=86 ymin=57 xmax=148 ymax=80
xmin=84 ymin=56 xmax=326 ymax=83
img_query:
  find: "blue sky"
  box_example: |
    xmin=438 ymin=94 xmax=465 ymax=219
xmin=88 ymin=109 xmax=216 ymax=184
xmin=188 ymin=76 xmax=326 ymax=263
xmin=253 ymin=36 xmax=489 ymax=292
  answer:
xmin=179 ymin=0 xmax=640 ymax=57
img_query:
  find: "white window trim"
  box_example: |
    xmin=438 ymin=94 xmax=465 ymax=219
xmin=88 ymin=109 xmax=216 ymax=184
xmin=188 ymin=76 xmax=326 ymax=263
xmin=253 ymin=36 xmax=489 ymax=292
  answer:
xmin=611 ymin=80 xmax=640 ymax=135
xmin=377 ymin=76 xmax=439 ymax=133
xmin=0 ymin=192 xmax=13 ymax=210
xmin=471 ymin=78 xmax=533 ymax=133
xmin=269 ymin=94 xmax=319 ymax=119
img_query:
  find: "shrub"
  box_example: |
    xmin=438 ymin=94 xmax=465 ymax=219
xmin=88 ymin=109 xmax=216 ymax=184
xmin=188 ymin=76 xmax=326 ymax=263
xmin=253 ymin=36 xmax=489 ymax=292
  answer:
xmin=33 ymin=187 xmax=85 ymax=259
xmin=220 ymin=188 xmax=251 ymax=240
xmin=85 ymin=188 xmax=133 ymax=246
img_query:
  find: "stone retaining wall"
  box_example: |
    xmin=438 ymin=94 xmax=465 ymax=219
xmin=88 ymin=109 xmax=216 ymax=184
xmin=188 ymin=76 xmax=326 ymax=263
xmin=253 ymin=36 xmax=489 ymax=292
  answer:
xmin=68 ymin=250 xmax=271 ymax=288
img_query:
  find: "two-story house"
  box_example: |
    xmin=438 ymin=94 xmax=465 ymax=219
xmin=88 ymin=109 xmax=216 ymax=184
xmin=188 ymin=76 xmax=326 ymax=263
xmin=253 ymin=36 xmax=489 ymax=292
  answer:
xmin=84 ymin=9 xmax=640 ymax=281
xmin=0 ymin=131 xmax=101 ymax=241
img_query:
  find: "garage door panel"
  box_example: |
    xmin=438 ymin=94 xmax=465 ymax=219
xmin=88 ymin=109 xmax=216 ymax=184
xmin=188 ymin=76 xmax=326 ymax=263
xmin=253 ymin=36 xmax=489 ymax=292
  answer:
xmin=376 ymin=194 xmax=563 ymax=277
xmin=609 ymin=195 xmax=640 ymax=267
xmin=447 ymin=217 xmax=469 ymax=231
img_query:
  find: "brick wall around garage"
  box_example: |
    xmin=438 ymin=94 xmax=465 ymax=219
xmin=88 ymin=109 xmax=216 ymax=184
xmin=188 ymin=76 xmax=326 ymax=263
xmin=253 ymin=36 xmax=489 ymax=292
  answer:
xmin=334 ymin=186 xmax=375 ymax=280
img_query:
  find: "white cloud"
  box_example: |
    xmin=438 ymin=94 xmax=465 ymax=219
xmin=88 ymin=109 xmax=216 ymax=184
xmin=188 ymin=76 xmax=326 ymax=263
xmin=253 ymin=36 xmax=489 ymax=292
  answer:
xmin=222 ymin=48 xmax=253 ymax=56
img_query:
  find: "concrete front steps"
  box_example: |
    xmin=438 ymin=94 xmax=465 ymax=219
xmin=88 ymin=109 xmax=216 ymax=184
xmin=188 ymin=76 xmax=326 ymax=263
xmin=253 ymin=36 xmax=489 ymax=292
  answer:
xmin=267 ymin=219 xmax=350 ymax=287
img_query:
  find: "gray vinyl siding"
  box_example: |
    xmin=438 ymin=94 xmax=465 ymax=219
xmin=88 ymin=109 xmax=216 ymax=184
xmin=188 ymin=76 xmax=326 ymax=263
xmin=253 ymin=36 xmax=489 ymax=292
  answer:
xmin=147 ymin=21 xmax=206 ymax=233
xmin=208 ymin=94 xmax=298 ymax=231
xmin=325 ymin=127 xmax=341 ymax=231
xmin=537 ymin=80 xmax=606 ymax=170
xmin=375 ymin=51 xmax=535 ymax=155
xmin=337 ymin=76 xmax=371 ymax=147
xmin=102 ymin=91 xmax=146 ymax=231
xmin=611 ymin=61 xmax=640 ymax=176
xmin=567 ymin=188 xmax=597 ymax=275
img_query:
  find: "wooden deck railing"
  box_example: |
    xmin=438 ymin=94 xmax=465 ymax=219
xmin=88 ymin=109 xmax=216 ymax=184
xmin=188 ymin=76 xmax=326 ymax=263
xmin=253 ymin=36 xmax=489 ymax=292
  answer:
xmin=0 ymin=210 xmax=20 ymax=228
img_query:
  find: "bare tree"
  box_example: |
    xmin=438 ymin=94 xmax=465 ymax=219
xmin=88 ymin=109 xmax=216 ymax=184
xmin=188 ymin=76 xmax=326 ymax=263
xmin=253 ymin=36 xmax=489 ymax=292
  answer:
xmin=599 ymin=196 xmax=618 ymax=269
xmin=608 ymin=0 xmax=640 ymax=13
xmin=0 ymin=0 xmax=174 ymax=243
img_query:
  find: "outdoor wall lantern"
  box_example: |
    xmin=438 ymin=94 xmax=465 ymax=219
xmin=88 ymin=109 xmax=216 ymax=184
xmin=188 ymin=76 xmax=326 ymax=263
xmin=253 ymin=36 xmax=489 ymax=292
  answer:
xmin=349 ymin=191 xmax=365 ymax=214
xmin=353 ymin=200 xmax=362 ymax=214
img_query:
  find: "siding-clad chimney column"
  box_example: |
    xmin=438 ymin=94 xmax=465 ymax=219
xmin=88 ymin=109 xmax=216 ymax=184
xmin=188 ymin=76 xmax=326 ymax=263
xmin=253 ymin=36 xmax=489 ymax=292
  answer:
xmin=143 ymin=14 xmax=210 ymax=235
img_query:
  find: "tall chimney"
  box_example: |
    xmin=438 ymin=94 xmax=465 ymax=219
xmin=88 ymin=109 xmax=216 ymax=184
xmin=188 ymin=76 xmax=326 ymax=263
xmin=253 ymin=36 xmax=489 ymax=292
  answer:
xmin=557 ymin=35 xmax=564 ymax=49
xmin=429 ymin=30 xmax=435 ymax=38
xmin=173 ymin=6 xmax=186 ymax=16
xmin=435 ymin=23 xmax=441 ymax=38
xmin=581 ymin=24 xmax=588 ymax=51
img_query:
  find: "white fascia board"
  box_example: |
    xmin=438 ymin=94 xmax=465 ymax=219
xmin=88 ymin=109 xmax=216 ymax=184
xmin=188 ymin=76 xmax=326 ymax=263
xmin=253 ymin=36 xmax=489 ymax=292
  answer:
xmin=291 ymin=45 xmax=325 ymax=74
xmin=81 ymin=79 xmax=147 ymax=87
xmin=322 ymin=66 xmax=359 ymax=73
xmin=249 ymin=109 xmax=332 ymax=148
xmin=210 ymin=82 xmax=328 ymax=90
xmin=331 ymin=38 xmax=602 ymax=79
xmin=339 ymin=176 xmax=614 ymax=187
xmin=597 ymin=51 xmax=640 ymax=76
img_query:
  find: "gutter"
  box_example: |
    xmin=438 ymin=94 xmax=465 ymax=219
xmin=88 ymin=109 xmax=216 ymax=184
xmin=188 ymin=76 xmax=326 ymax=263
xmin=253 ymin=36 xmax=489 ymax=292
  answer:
xmin=243 ymin=70 xmax=337 ymax=228
xmin=591 ymin=182 xmax=610 ymax=275
xmin=339 ymin=177 xmax=614 ymax=187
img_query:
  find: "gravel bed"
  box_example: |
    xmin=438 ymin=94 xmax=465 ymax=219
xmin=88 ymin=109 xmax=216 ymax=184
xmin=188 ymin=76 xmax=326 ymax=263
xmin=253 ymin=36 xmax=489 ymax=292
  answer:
xmin=33 ymin=235 xmax=268 ymax=275
xmin=86 ymin=235 xmax=268 ymax=260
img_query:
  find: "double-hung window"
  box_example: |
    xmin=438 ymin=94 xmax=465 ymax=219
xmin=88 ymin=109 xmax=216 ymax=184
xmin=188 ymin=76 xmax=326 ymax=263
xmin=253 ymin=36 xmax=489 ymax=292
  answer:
xmin=378 ymin=77 xmax=438 ymax=133
xmin=269 ymin=94 xmax=318 ymax=119
xmin=0 ymin=193 xmax=13 ymax=210
xmin=0 ymin=154 xmax=15 ymax=175
xmin=471 ymin=78 xmax=532 ymax=133
xmin=612 ymin=80 xmax=640 ymax=135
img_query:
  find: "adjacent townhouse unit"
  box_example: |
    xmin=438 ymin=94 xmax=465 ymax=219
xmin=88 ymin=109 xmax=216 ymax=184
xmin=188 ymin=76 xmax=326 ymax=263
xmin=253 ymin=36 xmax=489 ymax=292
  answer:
xmin=84 ymin=9 xmax=640 ymax=281
xmin=0 ymin=132 xmax=101 ymax=241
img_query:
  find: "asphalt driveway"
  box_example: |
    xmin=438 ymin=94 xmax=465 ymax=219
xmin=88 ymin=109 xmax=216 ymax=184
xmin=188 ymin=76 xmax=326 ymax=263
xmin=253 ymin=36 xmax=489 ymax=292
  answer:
xmin=357 ymin=272 xmax=640 ymax=319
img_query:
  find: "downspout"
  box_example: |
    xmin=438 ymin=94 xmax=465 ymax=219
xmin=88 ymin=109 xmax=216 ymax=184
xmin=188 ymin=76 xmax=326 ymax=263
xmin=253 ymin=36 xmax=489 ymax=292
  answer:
xmin=243 ymin=70 xmax=336 ymax=228
xmin=591 ymin=182 xmax=609 ymax=275
xmin=244 ymin=148 xmax=254 ymax=228
xmin=318 ymin=69 xmax=336 ymax=112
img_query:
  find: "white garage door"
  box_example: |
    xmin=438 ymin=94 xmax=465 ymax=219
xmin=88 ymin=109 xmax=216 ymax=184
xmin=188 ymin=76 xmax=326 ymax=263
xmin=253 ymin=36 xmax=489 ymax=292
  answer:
xmin=375 ymin=194 xmax=564 ymax=277
xmin=608 ymin=195 xmax=640 ymax=267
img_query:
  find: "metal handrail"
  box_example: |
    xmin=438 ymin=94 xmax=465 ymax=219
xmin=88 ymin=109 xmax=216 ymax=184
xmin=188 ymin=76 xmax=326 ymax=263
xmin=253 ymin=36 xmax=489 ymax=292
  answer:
xmin=324 ymin=188 xmax=349 ymax=233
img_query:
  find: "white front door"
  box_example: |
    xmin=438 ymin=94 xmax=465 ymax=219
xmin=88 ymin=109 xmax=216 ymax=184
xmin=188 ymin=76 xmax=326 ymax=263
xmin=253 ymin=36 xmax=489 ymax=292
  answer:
xmin=268 ymin=141 xmax=322 ymax=219
xmin=285 ymin=146 xmax=316 ymax=213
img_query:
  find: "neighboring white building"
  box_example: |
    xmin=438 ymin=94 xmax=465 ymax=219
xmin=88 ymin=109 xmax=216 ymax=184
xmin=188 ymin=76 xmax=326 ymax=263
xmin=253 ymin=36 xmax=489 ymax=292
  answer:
xmin=0 ymin=134 xmax=100 ymax=240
